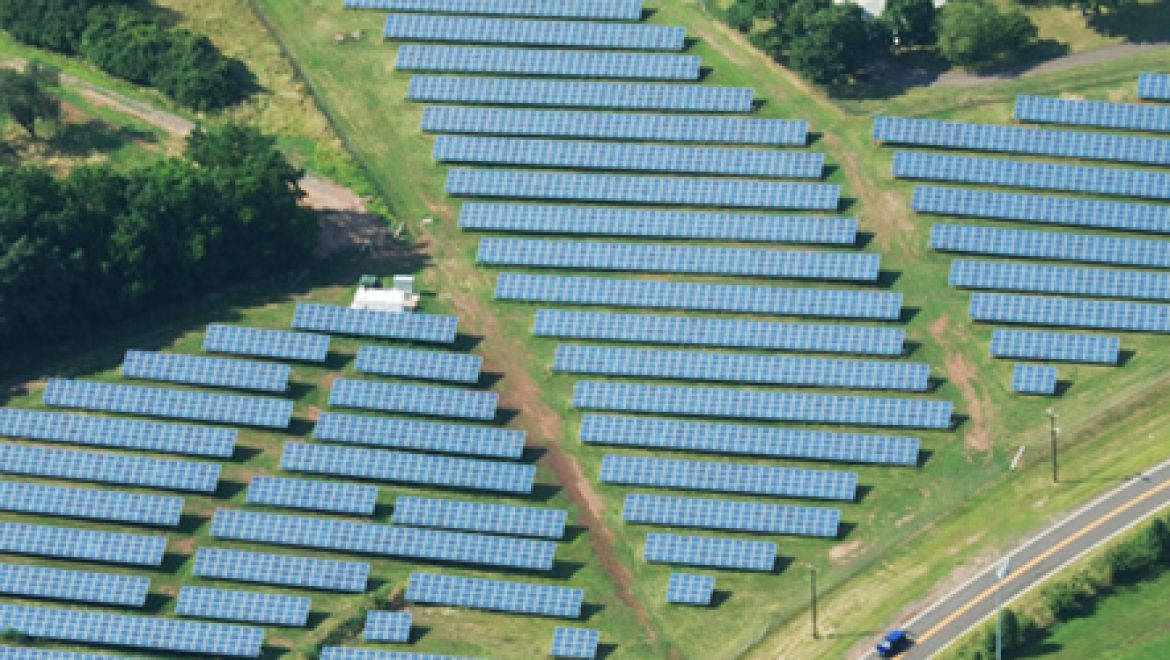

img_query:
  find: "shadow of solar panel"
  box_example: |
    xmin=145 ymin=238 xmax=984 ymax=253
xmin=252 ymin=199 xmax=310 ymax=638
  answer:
xmin=406 ymin=572 xmax=584 ymax=618
xmin=623 ymin=493 xmax=840 ymax=537
xmin=1140 ymin=73 xmax=1170 ymax=102
xmin=293 ymin=303 xmax=458 ymax=343
xmin=123 ymin=350 xmax=290 ymax=393
xmin=0 ymin=521 xmax=166 ymax=566
xmin=0 ymin=481 xmax=184 ymax=526
xmin=600 ymin=454 xmax=857 ymax=500
xmin=398 ymin=46 xmax=699 ymax=80
xmin=970 ymin=293 xmax=1170 ymax=333
xmin=989 ymin=329 xmax=1119 ymax=364
xmin=1015 ymin=95 xmax=1170 ymax=133
xmin=356 ymin=346 xmax=482 ymax=384
xmin=247 ymin=476 xmax=378 ymax=516
xmin=0 ymin=408 xmax=236 ymax=458
xmin=666 ymin=572 xmax=714 ymax=605
xmin=1011 ymin=364 xmax=1058 ymax=395
xmin=364 ymin=610 xmax=412 ymax=643
xmin=932 ymin=224 xmax=1170 ymax=269
xmin=330 ymin=378 xmax=498 ymax=421
xmin=392 ymin=495 xmax=567 ymax=538
xmin=314 ymin=412 xmax=525 ymax=459
xmin=0 ymin=648 xmax=119 ymax=659
xmin=0 ymin=562 xmax=150 ymax=607
xmin=951 ymin=259 xmax=1170 ymax=301
xmin=322 ymin=647 xmax=480 ymax=660
xmin=0 ymin=443 xmax=219 ymax=492
xmin=551 ymin=627 xmax=600 ymax=659
xmin=384 ymin=14 xmax=685 ymax=50
xmin=194 ymin=548 xmax=369 ymax=592
xmin=644 ymin=533 xmax=775 ymax=571
xmin=203 ymin=324 xmax=330 ymax=363
xmin=346 ymin=0 xmax=643 ymax=20
xmin=177 ymin=586 xmax=311 ymax=627
xmin=409 ymin=77 xmax=754 ymax=112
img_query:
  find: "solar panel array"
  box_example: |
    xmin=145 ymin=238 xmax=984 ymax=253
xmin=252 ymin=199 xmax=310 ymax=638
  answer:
xmin=534 ymin=310 xmax=904 ymax=355
xmin=345 ymin=0 xmax=644 ymax=20
xmin=293 ymin=303 xmax=458 ymax=343
xmin=0 ymin=408 xmax=235 ymax=458
xmin=970 ymin=293 xmax=1170 ymax=333
xmin=580 ymin=414 xmax=920 ymax=464
xmin=0 ymin=443 xmax=220 ymax=493
xmin=623 ymin=493 xmax=840 ymax=537
xmin=424 ymin=107 xmax=808 ymax=146
xmin=1140 ymin=73 xmax=1170 ymax=101
xmin=0 ymin=480 xmax=184 ymax=527
xmin=314 ymin=412 xmax=525 ymax=459
xmin=356 ymin=346 xmax=482 ymax=384
xmin=122 ymin=350 xmax=290 ymax=393
xmin=497 ymin=273 xmax=901 ymax=319
xmin=459 ymin=204 xmax=853 ymax=244
xmin=383 ymin=14 xmax=686 ymax=50
xmin=1015 ymin=95 xmax=1170 ymax=134
xmin=478 ymin=238 xmax=876 ymax=281
xmin=393 ymin=495 xmax=567 ymax=538
xmin=194 ymin=548 xmax=369 ymax=592
xmin=0 ymin=648 xmax=118 ymax=659
xmin=321 ymin=649 xmax=478 ymax=660
xmin=932 ymin=224 xmax=1170 ymax=269
xmin=989 ymin=328 xmax=1120 ymax=364
xmin=177 ymin=586 xmax=311 ymax=627
xmin=574 ymin=381 xmax=953 ymax=429
xmin=0 ymin=604 xmax=263 ymax=657
xmin=551 ymin=627 xmax=600 ymax=659
xmin=409 ymin=77 xmax=755 ymax=112
xmin=364 ymin=610 xmax=412 ymax=643
xmin=555 ymin=345 xmax=928 ymax=390
xmin=247 ymin=475 xmax=378 ymax=516
xmin=0 ymin=521 xmax=166 ymax=566
xmin=203 ymin=324 xmax=330 ymax=363
xmin=600 ymin=454 xmax=857 ymax=500
xmin=446 ymin=169 xmax=840 ymax=209
xmin=330 ymin=378 xmax=498 ymax=421
xmin=643 ymin=533 xmax=775 ymax=572
xmin=1012 ymin=364 xmax=1058 ymax=395
xmin=666 ymin=573 xmax=714 ymax=605
xmin=0 ymin=562 xmax=149 ymax=607
xmin=43 ymin=378 xmax=293 ymax=429
xmin=950 ymin=259 xmax=1170 ymax=301
xmin=398 ymin=46 xmax=699 ymax=80
xmin=406 ymin=572 xmax=584 ymax=618
xmin=283 ymin=441 xmax=535 ymax=494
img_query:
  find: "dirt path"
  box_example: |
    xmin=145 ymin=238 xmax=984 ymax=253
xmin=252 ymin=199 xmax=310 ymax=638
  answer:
xmin=929 ymin=41 xmax=1170 ymax=88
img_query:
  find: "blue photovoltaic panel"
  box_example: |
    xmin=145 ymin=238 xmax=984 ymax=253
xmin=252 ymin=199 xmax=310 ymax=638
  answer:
xmin=398 ymin=46 xmax=698 ymax=80
xmin=435 ymin=136 xmax=824 ymax=178
xmin=447 ymin=169 xmax=839 ymax=210
xmin=580 ymin=414 xmax=920 ymax=465
xmin=643 ymin=533 xmax=775 ymax=572
xmin=911 ymin=186 xmax=1170 ymax=235
xmin=293 ymin=303 xmax=458 ymax=343
xmin=409 ymin=77 xmax=754 ymax=113
xmin=478 ymin=238 xmax=877 ymax=281
xmin=574 ymin=381 xmax=953 ymax=429
xmin=0 ymin=562 xmax=149 ymax=607
xmin=364 ymin=610 xmax=412 ymax=643
xmin=203 ymin=324 xmax=330 ymax=363
xmin=322 ymin=650 xmax=477 ymax=660
xmin=0 ymin=443 xmax=220 ymax=493
xmin=314 ymin=412 xmax=525 ymax=459
xmin=122 ymin=350 xmax=289 ymax=393
xmin=970 ymin=293 xmax=1170 ymax=333
xmin=330 ymin=378 xmax=498 ymax=421
xmin=1012 ymin=364 xmax=1058 ymax=395
xmin=424 ymin=107 xmax=807 ymax=146
xmin=534 ymin=310 xmax=904 ymax=355
xmin=551 ymin=627 xmax=600 ymax=659
xmin=600 ymin=454 xmax=857 ymax=501
xmin=497 ymin=274 xmax=902 ymax=319
xmin=383 ymin=14 xmax=685 ymax=50
xmin=42 ymin=378 xmax=293 ymax=429
xmin=950 ymin=259 xmax=1170 ymax=301
xmin=0 ymin=521 xmax=165 ymax=566
xmin=932 ymin=224 xmax=1170 ymax=269
xmin=1139 ymin=73 xmax=1170 ymax=101
xmin=0 ymin=408 xmax=235 ymax=458
xmin=554 ymin=345 xmax=928 ymax=390
xmin=406 ymin=572 xmax=583 ymax=618
xmin=0 ymin=604 xmax=263 ymax=658
xmin=459 ymin=204 xmax=853 ymax=244
xmin=194 ymin=548 xmax=369 ymax=592
xmin=874 ymin=115 xmax=1170 ymax=166
xmin=346 ymin=0 xmax=643 ymax=20
xmin=0 ymin=648 xmax=118 ymax=659
xmin=667 ymin=573 xmax=714 ymax=605
xmin=356 ymin=346 xmax=482 ymax=384
xmin=1015 ymin=95 xmax=1170 ymax=134
xmin=990 ymin=328 xmax=1119 ymax=364
xmin=282 ymin=441 xmax=535 ymax=494
xmin=393 ymin=495 xmax=567 ymax=539
xmin=247 ymin=476 xmax=378 ymax=516
xmin=0 ymin=480 xmax=184 ymax=527
xmin=177 ymin=586 xmax=311 ymax=627
xmin=623 ymin=493 xmax=840 ymax=537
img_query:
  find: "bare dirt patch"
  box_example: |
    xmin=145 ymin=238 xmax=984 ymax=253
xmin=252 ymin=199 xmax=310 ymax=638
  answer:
xmin=896 ymin=513 xmax=916 ymax=528
xmin=303 ymin=406 xmax=322 ymax=423
xmin=824 ymin=133 xmax=917 ymax=256
xmin=830 ymin=539 xmax=866 ymax=564
xmin=928 ymin=314 xmax=995 ymax=451
xmin=172 ymin=538 xmax=197 ymax=555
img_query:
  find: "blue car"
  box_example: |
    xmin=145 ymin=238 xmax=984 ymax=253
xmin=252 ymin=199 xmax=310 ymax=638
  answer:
xmin=876 ymin=630 xmax=910 ymax=658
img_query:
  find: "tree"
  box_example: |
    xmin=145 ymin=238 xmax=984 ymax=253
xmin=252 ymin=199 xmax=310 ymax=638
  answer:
xmin=0 ymin=65 xmax=60 ymax=139
xmin=788 ymin=4 xmax=887 ymax=85
xmin=726 ymin=0 xmax=757 ymax=33
xmin=937 ymin=0 xmax=1036 ymax=69
xmin=882 ymin=0 xmax=937 ymax=47
xmin=80 ymin=6 xmax=170 ymax=87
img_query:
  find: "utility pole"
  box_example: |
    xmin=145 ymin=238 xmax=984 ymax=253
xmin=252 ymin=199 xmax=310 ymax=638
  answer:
xmin=1046 ymin=408 xmax=1060 ymax=483
xmin=996 ymin=558 xmax=1011 ymax=660
xmin=808 ymin=564 xmax=818 ymax=640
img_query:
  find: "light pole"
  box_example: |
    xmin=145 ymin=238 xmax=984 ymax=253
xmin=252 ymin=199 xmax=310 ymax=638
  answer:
xmin=995 ymin=558 xmax=1011 ymax=660
xmin=808 ymin=564 xmax=818 ymax=640
xmin=1046 ymin=408 xmax=1061 ymax=483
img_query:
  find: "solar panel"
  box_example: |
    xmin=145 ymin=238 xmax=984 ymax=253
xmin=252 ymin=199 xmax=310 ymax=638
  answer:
xmin=384 ymin=14 xmax=685 ymax=50
xmin=356 ymin=346 xmax=482 ymax=384
xmin=406 ymin=572 xmax=584 ymax=618
xmin=533 ymin=310 xmax=904 ymax=355
xmin=623 ymin=493 xmax=840 ymax=537
xmin=122 ymin=350 xmax=290 ymax=393
xmin=459 ymin=204 xmax=854 ymax=244
xmin=600 ymin=454 xmax=857 ymax=500
xmin=43 ymin=378 xmax=293 ymax=429
xmin=496 ymin=274 xmax=902 ymax=319
xmin=0 ymin=604 xmax=264 ymax=657
xmin=364 ymin=611 xmax=412 ymax=643
xmin=0 ymin=480 xmax=184 ymax=527
xmin=0 ymin=562 xmax=149 ymax=607
xmin=1139 ymin=73 xmax=1170 ymax=101
xmin=194 ymin=548 xmax=369 ymax=592
xmin=989 ymin=328 xmax=1119 ymax=364
xmin=314 ymin=412 xmax=525 ymax=459
xmin=892 ymin=151 xmax=1170 ymax=200
xmin=478 ymin=238 xmax=878 ymax=281
xmin=970 ymin=293 xmax=1170 ymax=333
xmin=392 ymin=495 xmax=567 ymax=538
xmin=293 ymin=303 xmax=458 ymax=343
xmin=0 ymin=443 xmax=220 ymax=493
xmin=425 ymin=108 xmax=808 ymax=146
xmin=447 ymin=169 xmax=840 ymax=210
xmin=321 ymin=648 xmax=478 ymax=660
xmin=409 ymin=77 xmax=754 ymax=113
xmin=0 ymin=521 xmax=165 ymax=566
xmin=398 ymin=46 xmax=699 ymax=80
xmin=247 ymin=475 xmax=378 ymax=516
xmin=666 ymin=573 xmax=714 ymax=605
xmin=0 ymin=649 xmax=119 ymax=660
xmin=1015 ymin=94 xmax=1170 ymax=134
xmin=950 ymin=259 xmax=1170 ymax=301
xmin=643 ymin=533 xmax=775 ymax=572
xmin=177 ymin=586 xmax=311 ymax=627
xmin=932 ymin=224 xmax=1170 ymax=269
xmin=551 ymin=627 xmax=600 ymax=659
xmin=1011 ymin=364 xmax=1058 ymax=395
xmin=0 ymin=408 xmax=235 ymax=458
xmin=573 ymin=381 xmax=953 ymax=429
xmin=211 ymin=509 xmax=556 ymax=571
xmin=329 ymin=378 xmax=498 ymax=421
xmin=203 ymin=324 xmax=330 ymax=363
xmin=281 ymin=441 xmax=535 ymax=494
xmin=346 ymin=0 xmax=643 ymax=20
xmin=555 ymin=345 xmax=928 ymax=390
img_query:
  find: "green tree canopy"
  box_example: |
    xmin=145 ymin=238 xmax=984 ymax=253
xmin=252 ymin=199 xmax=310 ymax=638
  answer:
xmin=937 ymin=0 xmax=1037 ymax=68
xmin=882 ymin=0 xmax=938 ymax=47
xmin=789 ymin=4 xmax=888 ymax=85
xmin=0 ymin=64 xmax=60 ymax=139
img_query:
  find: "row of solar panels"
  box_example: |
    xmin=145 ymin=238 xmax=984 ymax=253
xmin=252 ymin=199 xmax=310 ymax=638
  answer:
xmin=383 ymin=13 xmax=686 ymax=50
xmin=949 ymin=258 xmax=1170 ymax=302
xmin=409 ymin=76 xmax=755 ymax=112
xmin=1139 ymin=73 xmax=1170 ymax=102
xmin=0 ymin=480 xmax=183 ymax=526
xmin=0 ymin=442 xmax=219 ymax=492
xmin=623 ymin=493 xmax=839 ymax=537
xmin=599 ymin=454 xmax=857 ymax=500
xmin=315 ymin=412 xmax=526 ymax=458
xmin=931 ymin=223 xmax=1170 ymax=270
xmin=345 ymin=0 xmax=644 ymax=21
xmin=971 ymin=293 xmax=1170 ymax=333
xmin=1015 ymin=94 xmax=1170 ymax=134
xmin=330 ymin=378 xmax=498 ymax=420
xmin=398 ymin=45 xmax=700 ymax=80
xmin=1012 ymin=364 xmax=1058 ymax=395
xmin=0 ymin=407 xmax=236 ymax=457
